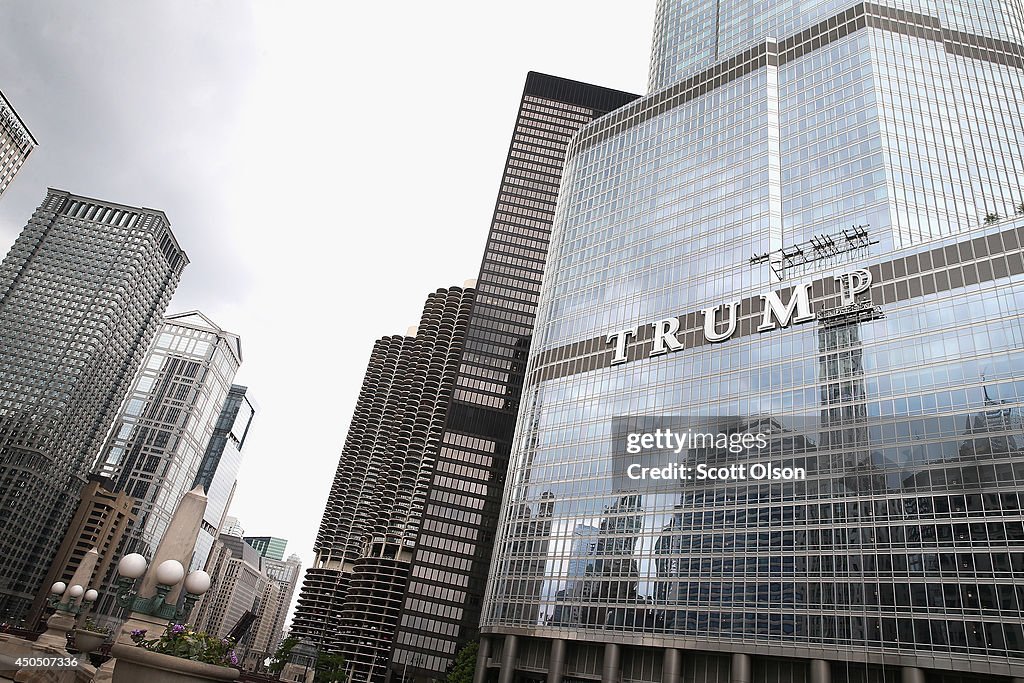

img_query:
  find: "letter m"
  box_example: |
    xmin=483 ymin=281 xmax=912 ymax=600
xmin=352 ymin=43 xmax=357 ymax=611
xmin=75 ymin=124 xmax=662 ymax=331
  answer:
xmin=757 ymin=282 xmax=814 ymax=332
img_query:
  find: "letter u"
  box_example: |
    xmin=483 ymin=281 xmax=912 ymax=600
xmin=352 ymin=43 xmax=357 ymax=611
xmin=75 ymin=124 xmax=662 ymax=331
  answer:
xmin=702 ymin=301 xmax=739 ymax=343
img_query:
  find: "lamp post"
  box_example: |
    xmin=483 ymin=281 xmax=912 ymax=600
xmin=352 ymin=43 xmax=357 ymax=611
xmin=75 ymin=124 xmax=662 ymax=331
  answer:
xmin=114 ymin=553 xmax=211 ymax=624
xmin=35 ymin=546 xmax=102 ymax=649
xmin=46 ymin=582 xmax=99 ymax=616
xmin=107 ymin=484 xmax=210 ymax=648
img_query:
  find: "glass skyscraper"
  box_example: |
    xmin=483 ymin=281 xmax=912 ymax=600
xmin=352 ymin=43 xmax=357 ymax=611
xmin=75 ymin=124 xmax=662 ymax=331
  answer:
xmin=0 ymin=189 xmax=186 ymax=622
xmin=481 ymin=1 xmax=1024 ymax=682
xmin=91 ymin=311 xmax=242 ymax=616
xmin=195 ymin=385 xmax=257 ymax=572
xmin=244 ymin=536 xmax=286 ymax=563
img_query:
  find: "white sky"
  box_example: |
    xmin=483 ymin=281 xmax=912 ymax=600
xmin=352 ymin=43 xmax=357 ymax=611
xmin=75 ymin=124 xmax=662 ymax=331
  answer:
xmin=0 ymin=0 xmax=654 ymax=601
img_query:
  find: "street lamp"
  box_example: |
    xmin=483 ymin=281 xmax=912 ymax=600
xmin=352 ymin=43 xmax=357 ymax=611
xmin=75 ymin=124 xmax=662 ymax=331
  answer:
xmin=115 ymin=553 xmax=211 ymax=623
xmin=47 ymin=582 xmax=99 ymax=615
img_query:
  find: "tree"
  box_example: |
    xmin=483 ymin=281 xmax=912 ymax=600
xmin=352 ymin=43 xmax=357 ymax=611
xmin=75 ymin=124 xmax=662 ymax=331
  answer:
xmin=984 ymin=212 xmax=1001 ymax=224
xmin=1016 ymin=202 xmax=1024 ymax=216
xmin=315 ymin=652 xmax=348 ymax=683
xmin=445 ymin=641 xmax=478 ymax=683
xmin=269 ymin=636 xmax=299 ymax=675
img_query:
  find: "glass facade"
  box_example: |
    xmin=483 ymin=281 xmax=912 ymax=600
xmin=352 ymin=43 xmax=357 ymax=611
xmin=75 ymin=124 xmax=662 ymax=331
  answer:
xmin=244 ymin=535 xmax=287 ymax=562
xmin=194 ymin=385 xmax=257 ymax=572
xmin=0 ymin=189 xmax=186 ymax=622
xmin=482 ymin=1 xmax=1024 ymax=681
xmin=92 ymin=311 xmax=242 ymax=616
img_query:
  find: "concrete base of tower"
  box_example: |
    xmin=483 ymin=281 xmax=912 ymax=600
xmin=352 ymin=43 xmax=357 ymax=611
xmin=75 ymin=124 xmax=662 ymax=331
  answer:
xmin=476 ymin=632 xmax=1024 ymax=683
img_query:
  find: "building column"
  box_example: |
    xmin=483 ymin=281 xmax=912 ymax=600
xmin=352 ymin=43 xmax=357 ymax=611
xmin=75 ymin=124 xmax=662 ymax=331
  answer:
xmin=497 ymin=635 xmax=518 ymax=683
xmin=662 ymin=648 xmax=682 ymax=683
xmin=547 ymin=639 xmax=567 ymax=683
xmin=809 ymin=659 xmax=830 ymax=683
xmin=473 ymin=637 xmax=491 ymax=683
xmin=900 ymin=667 xmax=926 ymax=683
xmin=602 ymin=643 xmax=621 ymax=683
xmin=731 ymin=653 xmax=751 ymax=683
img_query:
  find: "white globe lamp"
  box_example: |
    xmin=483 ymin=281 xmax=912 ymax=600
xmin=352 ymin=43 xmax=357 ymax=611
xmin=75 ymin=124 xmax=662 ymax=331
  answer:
xmin=183 ymin=570 xmax=212 ymax=596
xmin=118 ymin=553 xmax=148 ymax=579
xmin=155 ymin=559 xmax=185 ymax=586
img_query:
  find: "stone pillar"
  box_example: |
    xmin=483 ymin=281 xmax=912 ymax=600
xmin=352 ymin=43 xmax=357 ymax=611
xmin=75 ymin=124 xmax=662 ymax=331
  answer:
xmin=136 ymin=484 xmax=207 ymax=604
xmin=809 ymin=659 xmax=830 ymax=683
xmin=662 ymin=648 xmax=682 ymax=683
xmin=731 ymin=653 xmax=751 ymax=683
xmin=473 ymin=637 xmax=491 ymax=683
xmin=901 ymin=667 xmax=926 ymax=683
xmin=33 ymin=611 xmax=76 ymax=649
xmin=547 ymin=639 xmax=567 ymax=683
xmin=497 ymin=635 xmax=518 ymax=683
xmin=602 ymin=643 xmax=621 ymax=683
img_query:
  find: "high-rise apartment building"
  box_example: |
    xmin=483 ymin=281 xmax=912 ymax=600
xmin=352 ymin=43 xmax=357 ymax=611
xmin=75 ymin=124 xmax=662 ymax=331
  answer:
xmin=390 ymin=73 xmax=639 ymax=682
xmin=25 ymin=475 xmax=136 ymax=628
xmin=481 ymin=2 xmax=1024 ymax=683
xmin=0 ymin=188 xmax=187 ymax=621
xmin=194 ymin=385 xmax=256 ymax=572
xmin=291 ymin=285 xmax=476 ymax=682
xmin=0 ymin=90 xmax=36 ymax=199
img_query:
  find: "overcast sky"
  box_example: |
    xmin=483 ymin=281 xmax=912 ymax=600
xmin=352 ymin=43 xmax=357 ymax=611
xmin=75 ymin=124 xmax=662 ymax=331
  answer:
xmin=0 ymin=0 xmax=654 ymax=605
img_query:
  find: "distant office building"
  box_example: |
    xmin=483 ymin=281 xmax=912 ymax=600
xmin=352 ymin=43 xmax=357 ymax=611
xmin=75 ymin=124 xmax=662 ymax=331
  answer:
xmin=291 ymin=285 xmax=476 ymax=681
xmin=391 ymin=73 xmax=639 ymax=681
xmin=244 ymin=536 xmax=287 ymax=562
xmin=193 ymin=533 xmax=266 ymax=659
xmin=194 ymin=385 xmax=256 ymax=572
xmin=194 ymin=534 xmax=301 ymax=672
xmin=25 ymin=475 xmax=136 ymax=628
xmin=243 ymin=552 xmax=302 ymax=673
xmin=0 ymin=188 xmax=187 ymax=621
xmin=0 ymin=90 xmax=36 ymax=198
xmin=222 ymin=516 xmax=244 ymax=538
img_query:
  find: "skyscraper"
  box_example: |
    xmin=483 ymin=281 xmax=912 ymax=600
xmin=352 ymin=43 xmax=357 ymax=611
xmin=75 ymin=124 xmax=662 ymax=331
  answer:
xmin=482 ymin=2 xmax=1024 ymax=683
xmin=192 ymin=532 xmax=267 ymax=656
xmin=243 ymin=548 xmax=302 ymax=673
xmin=390 ymin=73 xmax=639 ymax=682
xmin=0 ymin=90 xmax=36 ymax=199
xmin=0 ymin=188 xmax=187 ymax=621
xmin=91 ymin=311 xmax=242 ymax=615
xmin=244 ymin=536 xmax=287 ymax=562
xmin=291 ymin=284 xmax=475 ymax=682
xmin=195 ymin=385 xmax=257 ymax=572
xmin=25 ymin=474 xmax=136 ymax=628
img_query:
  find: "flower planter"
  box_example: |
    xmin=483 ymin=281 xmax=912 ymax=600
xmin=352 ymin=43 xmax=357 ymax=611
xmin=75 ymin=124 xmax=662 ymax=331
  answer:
xmin=73 ymin=628 xmax=108 ymax=654
xmin=110 ymin=643 xmax=239 ymax=683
